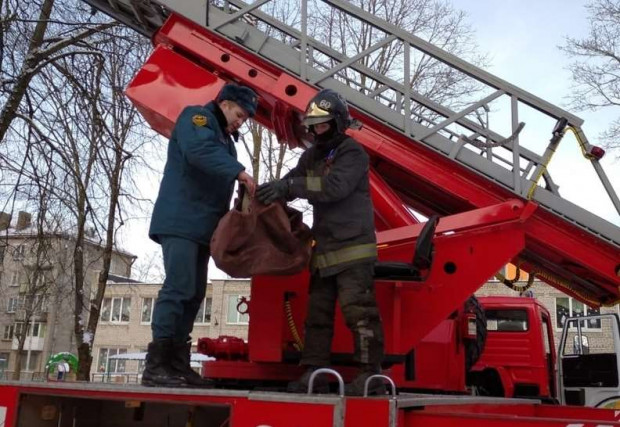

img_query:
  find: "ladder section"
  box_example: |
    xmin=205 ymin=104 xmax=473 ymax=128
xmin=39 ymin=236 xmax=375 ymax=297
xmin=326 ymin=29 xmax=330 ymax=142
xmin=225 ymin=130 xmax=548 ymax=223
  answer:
xmin=86 ymin=0 xmax=620 ymax=245
xmin=84 ymin=0 xmax=620 ymax=304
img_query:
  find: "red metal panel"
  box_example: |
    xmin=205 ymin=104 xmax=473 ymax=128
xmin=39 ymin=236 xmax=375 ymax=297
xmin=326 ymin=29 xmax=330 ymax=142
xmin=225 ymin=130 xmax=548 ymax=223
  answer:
xmin=1 ymin=382 xmax=346 ymax=427
xmin=232 ymin=399 xmax=336 ymax=427
xmin=405 ymin=412 xmax=620 ymax=427
xmin=4 ymin=381 xmax=620 ymax=426
xmin=0 ymin=385 xmax=18 ymax=427
xmin=248 ymin=271 xmax=309 ymax=363
xmin=125 ymin=45 xmax=225 ymax=138
xmin=370 ymin=169 xmax=419 ymax=231
xmin=203 ymin=360 xmax=306 ymax=381
xmin=10 ymin=383 xmax=234 ymax=405
xmin=418 ymin=402 xmax=620 ymax=422
xmin=389 ymin=320 xmax=467 ymax=392
xmin=369 ymin=201 xmax=532 ymax=352
xmin=344 ymin=398 xmax=391 ymax=427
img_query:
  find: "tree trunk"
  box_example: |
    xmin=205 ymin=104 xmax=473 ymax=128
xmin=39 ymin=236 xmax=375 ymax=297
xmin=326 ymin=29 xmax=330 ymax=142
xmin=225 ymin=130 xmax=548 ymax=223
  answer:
xmin=0 ymin=0 xmax=54 ymax=143
xmin=73 ymin=195 xmax=89 ymax=381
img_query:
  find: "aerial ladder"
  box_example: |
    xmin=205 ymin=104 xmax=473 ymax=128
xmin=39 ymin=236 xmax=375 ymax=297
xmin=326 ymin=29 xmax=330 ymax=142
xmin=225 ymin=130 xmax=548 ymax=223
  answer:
xmin=2 ymin=0 xmax=614 ymax=425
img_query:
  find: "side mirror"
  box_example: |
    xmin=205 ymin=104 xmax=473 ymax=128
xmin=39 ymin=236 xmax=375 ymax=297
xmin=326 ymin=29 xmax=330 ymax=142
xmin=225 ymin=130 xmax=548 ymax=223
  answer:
xmin=573 ymin=334 xmax=590 ymax=355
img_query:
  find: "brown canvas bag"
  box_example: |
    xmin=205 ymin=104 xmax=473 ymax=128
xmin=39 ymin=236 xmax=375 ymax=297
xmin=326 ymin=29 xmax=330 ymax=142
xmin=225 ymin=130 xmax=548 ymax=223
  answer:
xmin=210 ymin=194 xmax=312 ymax=278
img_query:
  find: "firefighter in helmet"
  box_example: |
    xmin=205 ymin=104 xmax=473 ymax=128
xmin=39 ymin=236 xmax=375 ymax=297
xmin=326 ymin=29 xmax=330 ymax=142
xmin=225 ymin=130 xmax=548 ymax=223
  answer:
xmin=257 ymin=88 xmax=385 ymax=396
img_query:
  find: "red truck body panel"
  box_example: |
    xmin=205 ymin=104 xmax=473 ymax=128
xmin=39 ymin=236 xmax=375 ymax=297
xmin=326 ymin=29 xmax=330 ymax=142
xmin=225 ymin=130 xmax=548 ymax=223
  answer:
xmin=1 ymin=381 xmax=619 ymax=427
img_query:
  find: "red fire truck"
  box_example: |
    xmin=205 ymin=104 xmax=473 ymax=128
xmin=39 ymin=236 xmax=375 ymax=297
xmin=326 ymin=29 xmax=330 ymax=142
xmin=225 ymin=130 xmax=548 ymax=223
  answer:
xmin=1 ymin=0 xmax=619 ymax=425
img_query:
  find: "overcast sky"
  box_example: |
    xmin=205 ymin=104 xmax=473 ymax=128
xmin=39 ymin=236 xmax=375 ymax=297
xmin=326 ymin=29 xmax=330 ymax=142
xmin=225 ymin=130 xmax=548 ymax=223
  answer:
xmin=119 ymin=0 xmax=620 ymax=280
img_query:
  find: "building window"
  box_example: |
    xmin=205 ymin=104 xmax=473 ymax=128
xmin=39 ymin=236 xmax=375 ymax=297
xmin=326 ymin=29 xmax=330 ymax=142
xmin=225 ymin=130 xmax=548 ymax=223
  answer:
xmin=97 ymin=348 xmax=127 ymax=373
xmin=226 ymin=295 xmax=249 ymax=325
xmin=556 ymin=297 xmax=601 ymax=330
xmin=15 ymin=294 xmax=47 ymax=314
xmin=31 ymin=322 xmax=45 ymax=338
xmin=33 ymin=272 xmax=47 ymax=288
xmin=2 ymin=325 xmax=14 ymax=340
xmin=14 ymin=322 xmax=24 ymax=339
xmin=137 ymin=347 xmax=147 ymax=373
xmin=19 ymin=351 xmax=40 ymax=372
xmin=141 ymin=297 xmax=154 ymax=324
xmin=13 ymin=245 xmax=25 ymax=261
xmin=33 ymin=294 xmax=48 ymax=313
xmin=195 ymin=297 xmax=212 ymax=324
xmin=0 ymin=245 xmax=5 ymax=264
xmin=100 ymin=297 xmax=131 ymax=323
xmin=14 ymin=322 xmax=46 ymax=339
xmin=109 ymin=258 xmax=118 ymax=275
xmin=10 ymin=271 xmax=21 ymax=287
xmin=0 ymin=352 xmax=9 ymax=369
xmin=7 ymin=297 xmax=18 ymax=313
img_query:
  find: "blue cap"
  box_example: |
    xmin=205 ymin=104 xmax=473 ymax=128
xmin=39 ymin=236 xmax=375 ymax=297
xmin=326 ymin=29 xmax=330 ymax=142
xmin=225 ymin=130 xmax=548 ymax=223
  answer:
xmin=216 ymin=83 xmax=258 ymax=117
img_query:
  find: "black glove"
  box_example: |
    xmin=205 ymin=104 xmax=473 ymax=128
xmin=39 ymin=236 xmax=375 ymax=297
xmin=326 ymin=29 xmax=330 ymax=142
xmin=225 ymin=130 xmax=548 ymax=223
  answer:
xmin=256 ymin=179 xmax=289 ymax=204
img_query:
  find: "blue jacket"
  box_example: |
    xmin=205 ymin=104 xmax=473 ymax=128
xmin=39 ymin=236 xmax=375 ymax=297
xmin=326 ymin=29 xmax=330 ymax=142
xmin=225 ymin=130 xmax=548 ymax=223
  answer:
xmin=149 ymin=102 xmax=244 ymax=246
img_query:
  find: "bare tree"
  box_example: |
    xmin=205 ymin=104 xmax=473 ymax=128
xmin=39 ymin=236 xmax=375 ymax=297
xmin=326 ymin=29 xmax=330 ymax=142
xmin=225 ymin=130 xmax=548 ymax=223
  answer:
xmin=1 ymin=0 xmax=153 ymax=379
xmin=240 ymin=122 xmax=293 ymax=183
xmin=31 ymin=26 xmax=154 ymax=380
xmin=306 ymin=0 xmax=488 ymax=117
xmin=69 ymin=31 xmax=154 ymax=380
xmin=561 ymin=0 xmax=620 ymax=155
xmin=0 ymin=0 xmax=116 ymax=145
xmin=132 ymin=250 xmax=165 ymax=283
xmin=249 ymin=0 xmax=486 ymax=183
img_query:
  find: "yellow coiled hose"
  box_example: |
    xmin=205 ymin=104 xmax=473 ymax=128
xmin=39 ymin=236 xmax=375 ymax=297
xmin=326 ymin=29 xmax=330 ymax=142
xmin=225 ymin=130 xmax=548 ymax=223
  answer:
xmin=284 ymin=299 xmax=304 ymax=351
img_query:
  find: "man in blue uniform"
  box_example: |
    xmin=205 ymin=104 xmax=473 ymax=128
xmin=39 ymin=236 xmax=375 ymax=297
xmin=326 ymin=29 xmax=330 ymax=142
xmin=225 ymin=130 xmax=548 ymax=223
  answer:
xmin=257 ymin=89 xmax=385 ymax=396
xmin=143 ymin=83 xmax=258 ymax=387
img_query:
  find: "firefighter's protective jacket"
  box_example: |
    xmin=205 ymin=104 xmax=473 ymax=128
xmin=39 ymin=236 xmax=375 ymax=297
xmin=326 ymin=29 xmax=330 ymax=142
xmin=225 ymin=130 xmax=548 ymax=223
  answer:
xmin=149 ymin=102 xmax=244 ymax=245
xmin=285 ymin=135 xmax=377 ymax=276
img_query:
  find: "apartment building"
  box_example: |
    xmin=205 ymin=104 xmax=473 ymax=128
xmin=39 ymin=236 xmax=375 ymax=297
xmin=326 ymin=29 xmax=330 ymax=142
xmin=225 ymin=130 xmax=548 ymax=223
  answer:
xmin=0 ymin=211 xmax=135 ymax=378
xmin=91 ymin=278 xmax=251 ymax=380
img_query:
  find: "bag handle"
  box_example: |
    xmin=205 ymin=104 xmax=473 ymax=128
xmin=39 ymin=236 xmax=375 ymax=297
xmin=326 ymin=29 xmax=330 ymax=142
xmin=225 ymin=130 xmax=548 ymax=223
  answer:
xmin=236 ymin=185 xmax=252 ymax=214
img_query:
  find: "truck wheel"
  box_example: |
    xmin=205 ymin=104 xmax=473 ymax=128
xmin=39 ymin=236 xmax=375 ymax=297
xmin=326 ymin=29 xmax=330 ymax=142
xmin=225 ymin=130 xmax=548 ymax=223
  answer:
xmin=464 ymin=296 xmax=487 ymax=371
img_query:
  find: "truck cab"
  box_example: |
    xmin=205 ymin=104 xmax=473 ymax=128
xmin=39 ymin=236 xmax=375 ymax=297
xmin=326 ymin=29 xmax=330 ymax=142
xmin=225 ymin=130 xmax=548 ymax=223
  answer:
xmin=558 ymin=313 xmax=620 ymax=408
xmin=468 ymin=296 xmax=556 ymax=400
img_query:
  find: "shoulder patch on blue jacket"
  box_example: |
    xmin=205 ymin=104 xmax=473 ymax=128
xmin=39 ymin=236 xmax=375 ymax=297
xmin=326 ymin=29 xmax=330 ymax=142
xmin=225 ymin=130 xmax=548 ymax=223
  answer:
xmin=192 ymin=114 xmax=208 ymax=127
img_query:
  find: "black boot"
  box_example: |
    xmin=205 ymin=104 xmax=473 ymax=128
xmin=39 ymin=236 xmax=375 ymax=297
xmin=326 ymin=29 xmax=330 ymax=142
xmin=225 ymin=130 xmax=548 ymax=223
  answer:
xmin=344 ymin=365 xmax=386 ymax=396
xmin=141 ymin=339 xmax=187 ymax=387
xmin=287 ymin=366 xmax=330 ymax=394
xmin=170 ymin=341 xmax=214 ymax=388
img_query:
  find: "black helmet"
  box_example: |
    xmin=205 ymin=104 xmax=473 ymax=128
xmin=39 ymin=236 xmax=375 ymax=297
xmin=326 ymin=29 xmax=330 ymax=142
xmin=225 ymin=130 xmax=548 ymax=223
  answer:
xmin=302 ymin=89 xmax=352 ymax=133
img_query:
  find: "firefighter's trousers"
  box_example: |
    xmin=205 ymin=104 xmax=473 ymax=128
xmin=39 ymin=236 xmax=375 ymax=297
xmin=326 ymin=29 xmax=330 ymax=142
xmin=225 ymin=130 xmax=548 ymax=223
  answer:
xmin=300 ymin=262 xmax=384 ymax=368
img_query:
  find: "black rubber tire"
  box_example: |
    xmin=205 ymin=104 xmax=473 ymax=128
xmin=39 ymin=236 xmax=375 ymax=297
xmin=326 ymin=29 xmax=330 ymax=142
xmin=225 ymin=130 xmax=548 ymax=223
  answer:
xmin=464 ymin=296 xmax=487 ymax=371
